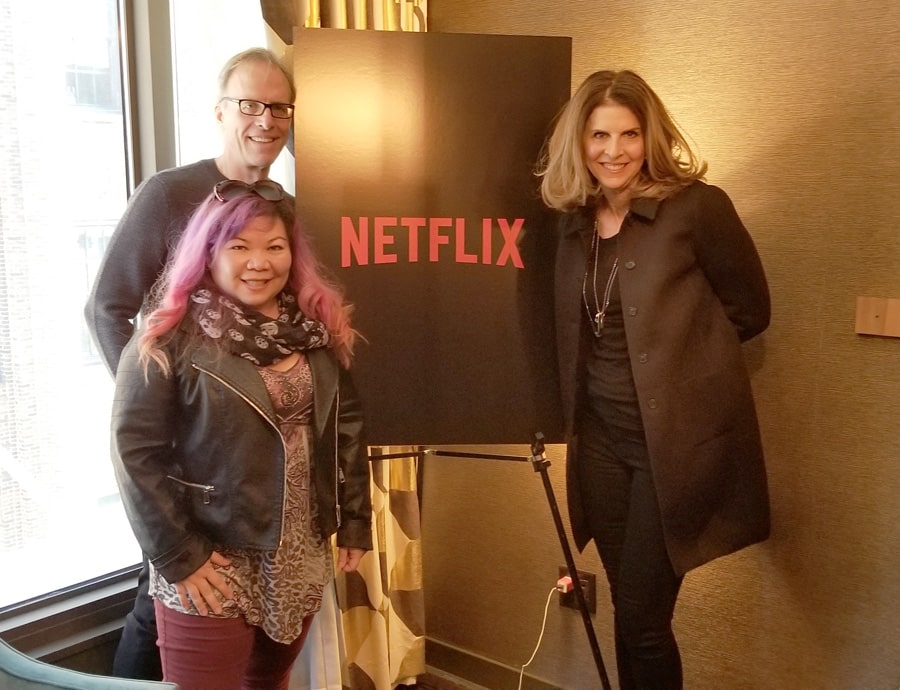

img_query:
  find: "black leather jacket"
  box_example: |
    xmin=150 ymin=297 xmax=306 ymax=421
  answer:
xmin=111 ymin=332 xmax=372 ymax=583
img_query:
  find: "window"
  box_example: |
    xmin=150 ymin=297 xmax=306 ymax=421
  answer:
xmin=0 ymin=0 xmax=138 ymax=608
xmin=0 ymin=0 xmax=288 ymax=614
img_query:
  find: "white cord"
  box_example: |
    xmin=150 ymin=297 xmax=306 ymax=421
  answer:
xmin=517 ymin=586 xmax=558 ymax=690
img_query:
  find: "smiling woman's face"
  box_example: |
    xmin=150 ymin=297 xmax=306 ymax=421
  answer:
xmin=209 ymin=215 xmax=292 ymax=317
xmin=582 ymin=102 xmax=646 ymax=198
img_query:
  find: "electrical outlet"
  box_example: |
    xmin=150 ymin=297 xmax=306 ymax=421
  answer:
xmin=558 ymin=565 xmax=597 ymax=614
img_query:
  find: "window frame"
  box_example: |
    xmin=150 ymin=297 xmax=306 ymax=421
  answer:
xmin=0 ymin=566 xmax=139 ymax=661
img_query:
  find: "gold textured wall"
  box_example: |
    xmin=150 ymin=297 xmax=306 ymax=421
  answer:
xmin=421 ymin=1 xmax=900 ymax=688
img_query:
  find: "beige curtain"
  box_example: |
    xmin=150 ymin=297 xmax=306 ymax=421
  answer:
xmin=300 ymin=0 xmax=427 ymax=30
xmin=289 ymin=577 xmax=348 ymax=689
xmin=259 ymin=5 xmax=427 ymax=688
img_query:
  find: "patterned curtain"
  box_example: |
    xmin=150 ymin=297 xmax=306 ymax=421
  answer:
xmin=338 ymin=452 xmax=425 ymax=689
xmin=260 ymin=6 xmax=427 ymax=688
xmin=291 ymin=451 xmax=426 ymax=690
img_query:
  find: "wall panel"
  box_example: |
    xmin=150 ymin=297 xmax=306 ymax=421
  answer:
xmin=423 ymin=2 xmax=900 ymax=688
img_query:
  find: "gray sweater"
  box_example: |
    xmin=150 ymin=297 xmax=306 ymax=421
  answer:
xmin=84 ymin=159 xmax=225 ymax=374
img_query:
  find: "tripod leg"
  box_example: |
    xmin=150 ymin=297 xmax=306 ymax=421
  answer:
xmin=531 ymin=435 xmax=612 ymax=690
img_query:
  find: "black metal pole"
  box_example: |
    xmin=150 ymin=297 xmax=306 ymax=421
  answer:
xmin=529 ymin=433 xmax=612 ymax=690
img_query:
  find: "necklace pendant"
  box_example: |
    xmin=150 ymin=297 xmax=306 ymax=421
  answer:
xmin=598 ymin=312 xmax=605 ymax=330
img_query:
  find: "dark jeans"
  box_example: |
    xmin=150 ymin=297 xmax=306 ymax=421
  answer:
xmin=577 ymin=410 xmax=683 ymax=690
xmin=113 ymin=557 xmax=162 ymax=680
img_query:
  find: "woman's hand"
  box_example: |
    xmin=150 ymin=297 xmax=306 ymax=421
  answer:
xmin=174 ymin=551 xmax=234 ymax=615
xmin=337 ymin=547 xmax=366 ymax=573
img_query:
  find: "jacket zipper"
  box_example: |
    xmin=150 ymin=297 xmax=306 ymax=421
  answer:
xmin=334 ymin=387 xmax=342 ymax=529
xmin=193 ymin=363 xmax=290 ymax=549
xmin=167 ymin=475 xmax=215 ymax=504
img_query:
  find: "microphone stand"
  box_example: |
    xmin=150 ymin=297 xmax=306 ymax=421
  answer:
xmin=369 ymin=433 xmax=611 ymax=689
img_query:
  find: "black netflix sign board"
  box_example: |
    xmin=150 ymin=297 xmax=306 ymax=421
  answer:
xmin=293 ymin=29 xmax=570 ymax=445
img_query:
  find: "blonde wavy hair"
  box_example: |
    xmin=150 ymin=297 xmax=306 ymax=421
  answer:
xmin=538 ymin=70 xmax=707 ymax=211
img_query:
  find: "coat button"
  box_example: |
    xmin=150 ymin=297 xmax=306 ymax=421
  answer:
xmin=624 ymin=260 xmax=636 ymax=269
xmin=638 ymin=352 xmax=648 ymax=363
xmin=628 ymin=307 xmax=638 ymax=316
xmin=648 ymin=398 xmax=658 ymax=409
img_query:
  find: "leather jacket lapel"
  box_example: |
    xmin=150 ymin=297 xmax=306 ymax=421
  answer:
xmin=190 ymin=345 xmax=278 ymax=424
xmin=190 ymin=343 xmax=338 ymax=442
xmin=307 ymin=348 xmax=337 ymax=441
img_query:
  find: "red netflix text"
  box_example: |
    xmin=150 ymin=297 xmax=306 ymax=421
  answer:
xmin=341 ymin=217 xmax=525 ymax=269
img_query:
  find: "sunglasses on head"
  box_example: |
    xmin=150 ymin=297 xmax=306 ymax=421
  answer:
xmin=213 ymin=179 xmax=286 ymax=203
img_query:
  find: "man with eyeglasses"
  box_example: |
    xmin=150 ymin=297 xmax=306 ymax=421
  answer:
xmin=84 ymin=46 xmax=295 ymax=681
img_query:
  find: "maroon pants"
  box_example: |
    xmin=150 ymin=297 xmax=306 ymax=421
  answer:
xmin=154 ymin=600 xmax=315 ymax=690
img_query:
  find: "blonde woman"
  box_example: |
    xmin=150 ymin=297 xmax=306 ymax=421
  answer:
xmin=539 ymin=70 xmax=770 ymax=689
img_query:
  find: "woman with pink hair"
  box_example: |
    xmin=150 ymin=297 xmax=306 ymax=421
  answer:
xmin=111 ymin=179 xmax=372 ymax=690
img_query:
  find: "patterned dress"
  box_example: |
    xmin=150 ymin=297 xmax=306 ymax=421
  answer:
xmin=150 ymin=354 xmax=331 ymax=643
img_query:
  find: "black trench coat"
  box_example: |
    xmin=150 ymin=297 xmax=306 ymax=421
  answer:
xmin=554 ymin=181 xmax=771 ymax=576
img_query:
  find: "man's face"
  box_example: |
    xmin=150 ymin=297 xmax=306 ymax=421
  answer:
xmin=215 ymin=60 xmax=293 ymax=181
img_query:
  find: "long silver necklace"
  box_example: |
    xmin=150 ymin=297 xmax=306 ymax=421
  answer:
xmin=582 ymin=219 xmax=619 ymax=338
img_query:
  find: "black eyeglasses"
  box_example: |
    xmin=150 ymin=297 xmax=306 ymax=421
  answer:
xmin=214 ymin=179 xmax=286 ymax=202
xmin=220 ymin=97 xmax=295 ymax=119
